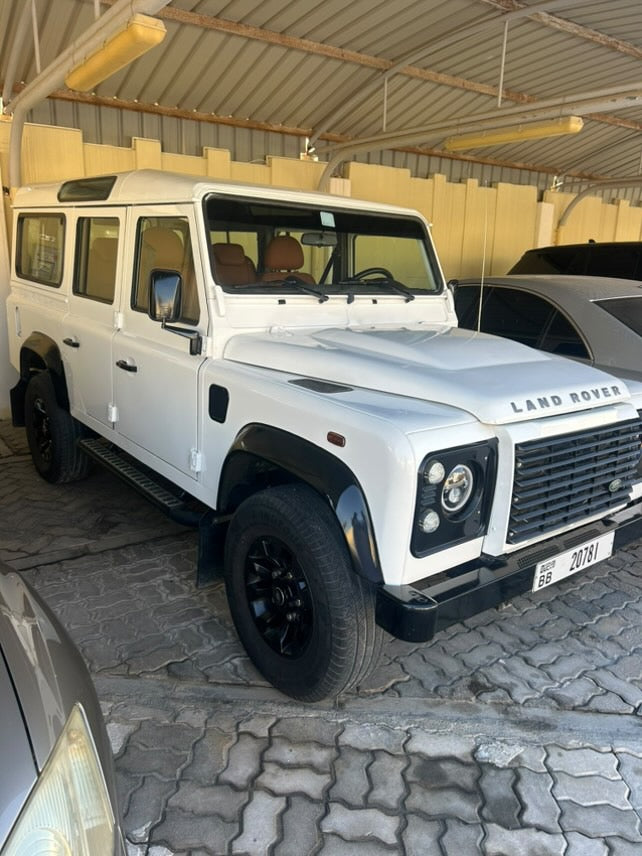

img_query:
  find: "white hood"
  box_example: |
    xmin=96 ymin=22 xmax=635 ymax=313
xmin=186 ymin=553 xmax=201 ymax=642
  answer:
xmin=224 ymin=325 xmax=631 ymax=425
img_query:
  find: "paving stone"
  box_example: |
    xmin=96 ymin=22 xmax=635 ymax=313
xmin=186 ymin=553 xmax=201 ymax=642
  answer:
xmin=316 ymin=836 xmax=393 ymax=855
xmin=328 ymin=746 xmax=371 ymax=807
xmin=618 ymin=751 xmax=642 ymax=811
xmin=368 ymin=751 xmax=408 ymax=810
xmin=553 ymin=770 xmax=631 ymax=810
xmin=483 ymin=823 xmax=566 ymax=856
xmin=320 ymin=804 xmax=398 ymax=845
xmin=547 ymin=746 xmax=619 ymax=779
xmin=558 ymin=800 xmax=641 ymax=840
xmin=257 ymin=761 xmax=330 ymax=800
xmin=607 ymin=838 xmax=642 ymax=855
xmin=273 ymin=795 xmax=325 ymax=856
xmin=406 ymin=782 xmax=480 ymax=823
xmin=264 ymin=737 xmax=336 ymax=771
xmin=402 ymin=814 xmax=443 ymax=855
xmin=478 ymin=765 xmax=521 ymax=829
xmin=217 ymin=733 xmax=267 ymax=789
xmin=166 ymin=782 xmax=246 ymax=821
xmin=151 ymin=810 xmax=237 ymax=853
xmin=230 ymin=791 xmax=287 ymax=853
xmin=476 ymin=742 xmax=529 ymax=769
xmin=117 ymin=743 xmax=187 ymax=780
xmin=108 ymin=721 xmax=139 ymax=755
xmin=134 ymin=721 xmax=199 ymax=754
xmin=515 ymin=768 xmax=561 ymax=833
xmin=124 ymin=776 xmax=177 ymax=842
xmin=588 ymin=668 xmax=642 ymax=707
xmin=406 ymin=755 xmax=479 ymax=792
xmin=238 ymin=713 xmax=278 ymax=737
xmin=440 ymin=818 xmax=484 ymax=856
xmin=565 ymin=832 xmax=608 ymax=855
xmin=405 ymin=731 xmax=476 ymax=762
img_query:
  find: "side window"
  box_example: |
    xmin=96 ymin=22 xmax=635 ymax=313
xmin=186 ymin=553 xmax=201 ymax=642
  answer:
xmin=453 ymin=286 xmax=480 ymax=327
xmin=132 ymin=217 xmax=199 ymax=324
xmin=477 ymin=288 xmax=555 ymax=348
xmin=16 ymin=214 xmax=65 ymax=286
xmin=540 ymin=310 xmax=590 ymax=359
xmin=73 ymin=217 xmax=119 ymax=303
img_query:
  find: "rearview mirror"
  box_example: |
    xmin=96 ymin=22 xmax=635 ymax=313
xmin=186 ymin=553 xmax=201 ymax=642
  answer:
xmin=149 ymin=270 xmax=182 ymax=322
xmin=301 ymin=231 xmax=337 ymax=247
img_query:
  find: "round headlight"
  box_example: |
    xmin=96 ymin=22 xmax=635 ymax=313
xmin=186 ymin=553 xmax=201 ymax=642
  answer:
xmin=441 ymin=464 xmax=474 ymax=514
xmin=419 ymin=509 xmax=440 ymax=533
xmin=424 ymin=460 xmax=446 ymax=485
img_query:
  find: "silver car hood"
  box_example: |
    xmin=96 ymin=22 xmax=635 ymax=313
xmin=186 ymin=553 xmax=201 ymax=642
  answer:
xmin=224 ymin=325 xmax=632 ymax=425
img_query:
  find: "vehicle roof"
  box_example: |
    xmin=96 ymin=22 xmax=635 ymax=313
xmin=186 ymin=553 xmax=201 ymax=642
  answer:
xmin=520 ymin=241 xmax=642 ymax=252
xmin=12 ymin=169 xmax=425 ymax=219
xmin=456 ymin=274 xmax=642 ymax=302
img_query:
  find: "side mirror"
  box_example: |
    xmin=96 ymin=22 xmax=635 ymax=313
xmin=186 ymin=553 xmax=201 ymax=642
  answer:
xmin=149 ymin=270 xmax=182 ymax=322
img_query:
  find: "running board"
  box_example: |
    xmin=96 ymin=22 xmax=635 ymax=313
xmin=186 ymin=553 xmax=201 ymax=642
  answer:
xmin=78 ymin=437 xmax=228 ymax=585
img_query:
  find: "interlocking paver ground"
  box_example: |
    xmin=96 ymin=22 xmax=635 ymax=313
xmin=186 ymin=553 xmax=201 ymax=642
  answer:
xmin=2 ymin=419 xmax=642 ymax=854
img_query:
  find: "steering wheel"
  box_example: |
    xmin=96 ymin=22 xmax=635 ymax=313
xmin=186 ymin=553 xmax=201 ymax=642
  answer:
xmin=352 ymin=267 xmax=393 ymax=280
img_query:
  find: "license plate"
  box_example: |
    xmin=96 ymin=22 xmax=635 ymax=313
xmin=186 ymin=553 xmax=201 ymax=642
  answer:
xmin=532 ymin=531 xmax=614 ymax=592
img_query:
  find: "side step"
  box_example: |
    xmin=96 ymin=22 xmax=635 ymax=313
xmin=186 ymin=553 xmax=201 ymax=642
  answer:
xmin=78 ymin=437 xmax=228 ymax=585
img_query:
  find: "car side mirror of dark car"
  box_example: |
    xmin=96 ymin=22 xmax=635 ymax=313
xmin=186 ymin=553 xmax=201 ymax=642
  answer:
xmin=149 ymin=270 xmax=202 ymax=356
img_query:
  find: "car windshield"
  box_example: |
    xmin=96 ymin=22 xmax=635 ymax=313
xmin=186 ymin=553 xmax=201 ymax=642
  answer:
xmin=204 ymin=194 xmax=442 ymax=297
xmin=594 ymin=296 xmax=642 ymax=336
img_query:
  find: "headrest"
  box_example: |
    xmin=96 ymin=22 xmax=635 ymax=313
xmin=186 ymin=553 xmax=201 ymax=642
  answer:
xmin=264 ymin=235 xmax=304 ymax=271
xmin=212 ymin=243 xmax=247 ymax=265
xmin=90 ymin=237 xmax=118 ymax=260
xmin=142 ymin=227 xmax=184 ymax=269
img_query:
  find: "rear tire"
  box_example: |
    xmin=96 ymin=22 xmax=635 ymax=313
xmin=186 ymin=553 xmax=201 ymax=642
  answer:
xmin=24 ymin=372 xmax=90 ymax=483
xmin=224 ymin=483 xmax=383 ymax=701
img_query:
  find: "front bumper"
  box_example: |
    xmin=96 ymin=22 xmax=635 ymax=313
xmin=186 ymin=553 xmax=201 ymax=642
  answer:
xmin=375 ymin=501 xmax=642 ymax=642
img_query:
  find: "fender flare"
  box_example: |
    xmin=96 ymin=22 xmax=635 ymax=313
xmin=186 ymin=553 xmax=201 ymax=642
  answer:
xmin=218 ymin=424 xmax=383 ymax=583
xmin=14 ymin=332 xmax=69 ymax=414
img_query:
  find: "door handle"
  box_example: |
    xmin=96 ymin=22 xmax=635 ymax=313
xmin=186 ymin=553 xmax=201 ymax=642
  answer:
xmin=63 ymin=337 xmax=80 ymax=348
xmin=116 ymin=359 xmax=138 ymax=373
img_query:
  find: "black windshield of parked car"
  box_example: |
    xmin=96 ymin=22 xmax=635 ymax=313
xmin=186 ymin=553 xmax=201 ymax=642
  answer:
xmin=509 ymin=243 xmax=642 ymax=281
xmin=203 ymin=194 xmax=442 ymax=295
xmin=594 ymin=296 xmax=642 ymax=336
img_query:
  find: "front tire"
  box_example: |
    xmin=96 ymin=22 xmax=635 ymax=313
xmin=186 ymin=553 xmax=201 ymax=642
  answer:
xmin=24 ymin=371 xmax=90 ymax=483
xmin=224 ymin=484 xmax=383 ymax=701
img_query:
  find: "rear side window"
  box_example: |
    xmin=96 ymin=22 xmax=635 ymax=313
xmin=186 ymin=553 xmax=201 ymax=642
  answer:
xmin=595 ymin=296 xmax=642 ymax=336
xmin=16 ymin=213 xmax=65 ymax=286
xmin=509 ymin=246 xmax=586 ymax=275
xmin=74 ymin=218 xmax=120 ymax=303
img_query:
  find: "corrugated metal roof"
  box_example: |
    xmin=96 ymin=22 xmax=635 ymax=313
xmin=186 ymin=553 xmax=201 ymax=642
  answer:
xmin=2 ymin=0 xmax=642 ymax=187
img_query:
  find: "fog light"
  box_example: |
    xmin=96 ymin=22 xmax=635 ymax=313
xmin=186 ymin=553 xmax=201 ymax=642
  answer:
xmin=441 ymin=464 xmax=474 ymax=513
xmin=419 ymin=509 xmax=440 ymax=533
xmin=425 ymin=460 xmax=446 ymax=485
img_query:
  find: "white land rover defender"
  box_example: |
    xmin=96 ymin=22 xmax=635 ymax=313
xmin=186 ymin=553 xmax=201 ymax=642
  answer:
xmin=6 ymin=170 xmax=642 ymax=700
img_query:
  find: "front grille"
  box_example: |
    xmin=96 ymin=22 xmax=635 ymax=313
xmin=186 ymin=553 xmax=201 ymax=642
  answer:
xmin=508 ymin=418 xmax=641 ymax=544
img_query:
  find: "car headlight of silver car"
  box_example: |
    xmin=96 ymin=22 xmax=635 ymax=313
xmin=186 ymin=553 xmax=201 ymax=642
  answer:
xmin=412 ymin=441 xmax=497 ymax=556
xmin=3 ymin=704 xmax=117 ymax=856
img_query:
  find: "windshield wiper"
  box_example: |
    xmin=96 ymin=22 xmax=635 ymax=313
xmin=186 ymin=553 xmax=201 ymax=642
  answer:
xmin=337 ymin=277 xmax=415 ymax=303
xmin=282 ymin=276 xmax=329 ymax=302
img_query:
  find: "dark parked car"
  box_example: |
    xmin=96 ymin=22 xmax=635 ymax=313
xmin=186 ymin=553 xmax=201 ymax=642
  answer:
xmin=508 ymin=241 xmax=642 ymax=282
xmin=453 ymin=274 xmax=642 ymax=382
xmin=0 ymin=560 xmax=125 ymax=855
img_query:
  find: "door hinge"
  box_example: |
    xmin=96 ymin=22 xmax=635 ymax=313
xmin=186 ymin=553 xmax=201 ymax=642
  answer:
xmin=107 ymin=403 xmax=118 ymax=423
xmin=189 ymin=449 xmax=203 ymax=473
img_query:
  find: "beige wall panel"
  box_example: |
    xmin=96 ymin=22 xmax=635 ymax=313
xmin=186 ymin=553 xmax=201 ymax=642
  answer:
xmin=430 ymin=175 xmax=467 ymax=280
xmin=268 ymin=156 xmax=324 ymax=190
xmin=491 ymin=183 xmax=538 ymax=275
xmin=459 ymin=181 xmax=498 ymax=278
xmin=597 ymin=200 xmax=617 ymax=242
xmin=345 ymin=162 xmax=412 ymax=206
xmin=133 ymin=138 xmax=162 ymax=169
xmin=83 ymin=143 xmax=134 ymax=174
xmin=230 ymin=162 xmax=271 ymax=184
xmin=205 ymin=148 xmax=231 ymax=179
xmin=21 ymin=124 xmax=84 ymax=184
xmin=613 ymin=199 xmax=642 ymax=241
xmin=406 ymin=176 xmax=434 ymax=224
xmin=534 ymin=202 xmax=555 ymax=247
xmin=161 ymin=153 xmax=206 ymax=175
xmin=0 ymin=160 xmax=17 ymax=417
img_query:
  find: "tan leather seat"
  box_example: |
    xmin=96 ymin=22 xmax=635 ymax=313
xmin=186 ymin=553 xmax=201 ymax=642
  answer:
xmin=138 ymin=226 xmax=199 ymax=324
xmin=87 ymin=237 xmax=118 ymax=301
xmin=212 ymin=243 xmax=256 ymax=286
xmin=262 ymin=235 xmax=314 ymax=284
